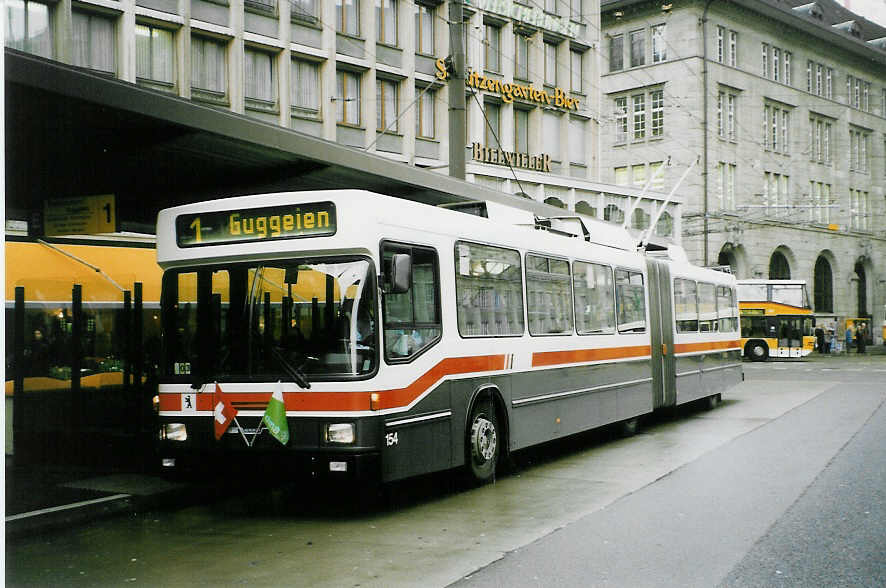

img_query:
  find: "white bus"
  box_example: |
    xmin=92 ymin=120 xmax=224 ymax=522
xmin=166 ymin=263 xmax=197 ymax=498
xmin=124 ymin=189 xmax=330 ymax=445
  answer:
xmin=155 ymin=190 xmax=743 ymax=484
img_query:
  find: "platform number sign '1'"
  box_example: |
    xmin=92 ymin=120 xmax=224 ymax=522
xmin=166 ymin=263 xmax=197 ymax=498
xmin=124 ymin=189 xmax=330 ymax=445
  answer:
xmin=175 ymin=202 xmax=337 ymax=247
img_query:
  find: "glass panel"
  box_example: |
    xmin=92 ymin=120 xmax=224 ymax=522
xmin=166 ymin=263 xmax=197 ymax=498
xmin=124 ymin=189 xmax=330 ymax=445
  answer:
xmin=455 ymin=242 xmax=524 ymax=337
xmin=382 ymin=246 xmax=441 ymax=360
xmin=697 ymin=282 xmax=717 ymax=332
xmin=526 ymin=255 xmax=573 ymax=335
xmin=674 ymin=278 xmax=698 ymax=332
xmin=162 ymin=258 xmax=377 ymax=380
xmin=616 ymin=270 xmax=646 ymax=332
xmin=573 ymin=262 xmax=615 ymax=334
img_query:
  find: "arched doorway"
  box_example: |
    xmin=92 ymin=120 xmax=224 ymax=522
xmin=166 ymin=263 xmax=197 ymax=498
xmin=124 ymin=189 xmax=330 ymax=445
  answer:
xmin=544 ymin=196 xmax=566 ymax=209
xmin=769 ymin=251 xmax=790 ymax=279
xmin=814 ymin=256 xmax=833 ymax=312
xmin=854 ymin=261 xmax=867 ymax=316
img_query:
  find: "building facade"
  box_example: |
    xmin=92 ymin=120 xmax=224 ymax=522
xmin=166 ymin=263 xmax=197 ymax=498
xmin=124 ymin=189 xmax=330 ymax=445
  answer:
xmin=602 ymin=0 xmax=886 ymax=340
xmin=6 ymin=0 xmax=682 ymax=236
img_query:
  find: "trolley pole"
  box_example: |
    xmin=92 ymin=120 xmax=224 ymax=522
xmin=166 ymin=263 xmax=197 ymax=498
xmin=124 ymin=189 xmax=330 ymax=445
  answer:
xmin=448 ymin=0 xmax=466 ymax=180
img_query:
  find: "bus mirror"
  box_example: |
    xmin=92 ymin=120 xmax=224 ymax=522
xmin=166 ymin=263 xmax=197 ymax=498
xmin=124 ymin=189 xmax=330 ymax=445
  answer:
xmin=389 ymin=253 xmax=412 ymax=294
xmin=284 ymin=267 xmax=299 ymax=284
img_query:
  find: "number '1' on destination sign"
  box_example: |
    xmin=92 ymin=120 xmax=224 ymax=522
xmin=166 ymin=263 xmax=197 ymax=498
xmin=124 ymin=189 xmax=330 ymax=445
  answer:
xmin=175 ymin=202 xmax=337 ymax=247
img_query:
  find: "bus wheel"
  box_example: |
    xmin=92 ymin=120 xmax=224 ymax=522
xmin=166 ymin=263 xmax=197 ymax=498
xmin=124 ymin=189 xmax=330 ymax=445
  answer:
xmin=620 ymin=417 xmax=640 ymax=437
xmin=705 ymin=393 xmax=722 ymax=410
xmin=746 ymin=341 xmax=769 ymax=362
xmin=467 ymin=397 xmax=500 ymax=484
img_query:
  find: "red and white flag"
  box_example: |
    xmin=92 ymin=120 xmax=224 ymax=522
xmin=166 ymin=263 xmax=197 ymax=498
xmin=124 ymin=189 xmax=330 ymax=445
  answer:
xmin=213 ymin=383 xmax=238 ymax=440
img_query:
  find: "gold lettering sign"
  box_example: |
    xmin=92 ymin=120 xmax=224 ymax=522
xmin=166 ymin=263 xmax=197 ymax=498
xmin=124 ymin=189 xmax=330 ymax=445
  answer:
xmin=176 ymin=202 xmax=337 ymax=247
xmin=435 ymin=59 xmax=580 ymax=112
xmin=472 ymin=143 xmax=552 ymax=173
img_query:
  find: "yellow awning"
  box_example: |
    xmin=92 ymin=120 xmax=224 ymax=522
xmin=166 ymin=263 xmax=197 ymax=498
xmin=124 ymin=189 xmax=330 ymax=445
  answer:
xmin=5 ymin=241 xmax=162 ymax=304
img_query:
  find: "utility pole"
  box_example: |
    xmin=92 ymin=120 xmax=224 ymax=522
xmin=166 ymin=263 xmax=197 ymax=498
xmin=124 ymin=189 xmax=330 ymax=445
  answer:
xmin=448 ymin=1 xmax=466 ymax=179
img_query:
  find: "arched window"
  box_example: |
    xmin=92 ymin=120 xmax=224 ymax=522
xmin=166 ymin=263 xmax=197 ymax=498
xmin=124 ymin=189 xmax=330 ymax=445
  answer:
xmin=631 ymin=208 xmax=649 ymax=230
xmin=655 ymin=211 xmax=673 ymax=237
xmin=544 ymin=196 xmax=566 ymax=209
xmin=813 ymin=256 xmax=833 ymax=312
xmin=575 ymin=200 xmax=596 ymax=217
xmin=604 ymin=204 xmax=624 ymax=224
xmin=769 ymin=251 xmax=790 ymax=279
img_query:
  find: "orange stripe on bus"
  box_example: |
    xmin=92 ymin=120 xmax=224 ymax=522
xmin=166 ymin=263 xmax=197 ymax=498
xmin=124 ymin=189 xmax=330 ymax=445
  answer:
xmin=531 ymin=345 xmax=652 ymax=367
xmin=159 ymin=354 xmax=506 ymax=413
xmin=672 ymin=340 xmax=742 ymax=354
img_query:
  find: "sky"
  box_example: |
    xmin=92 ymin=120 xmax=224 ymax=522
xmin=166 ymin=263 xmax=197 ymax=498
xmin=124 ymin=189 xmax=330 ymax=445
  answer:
xmin=837 ymin=0 xmax=886 ymax=26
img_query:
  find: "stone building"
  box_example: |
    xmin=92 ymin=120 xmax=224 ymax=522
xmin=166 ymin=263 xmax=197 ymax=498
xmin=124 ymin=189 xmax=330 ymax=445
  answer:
xmin=601 ymin=0 xmax=886 ymax=339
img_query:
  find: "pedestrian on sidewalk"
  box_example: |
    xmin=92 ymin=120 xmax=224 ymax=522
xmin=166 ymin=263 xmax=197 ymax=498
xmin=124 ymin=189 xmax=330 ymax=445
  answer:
xmin=815 ymin=326 xmax=825 ymax=354
xmin=845 ymin=325 xmax=854 ymax=354
xmin=856 ymin=323 xmax=866 ymax=354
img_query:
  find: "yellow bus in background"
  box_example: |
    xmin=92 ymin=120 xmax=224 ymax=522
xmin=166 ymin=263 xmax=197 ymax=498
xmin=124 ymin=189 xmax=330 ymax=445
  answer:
xmin=737 ymin=280 xmax=815 ymax=361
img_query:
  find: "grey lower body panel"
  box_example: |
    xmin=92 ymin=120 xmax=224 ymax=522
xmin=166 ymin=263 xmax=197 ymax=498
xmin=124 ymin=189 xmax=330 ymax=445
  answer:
xmin=675 ymin=350 xmax=743 ymax=406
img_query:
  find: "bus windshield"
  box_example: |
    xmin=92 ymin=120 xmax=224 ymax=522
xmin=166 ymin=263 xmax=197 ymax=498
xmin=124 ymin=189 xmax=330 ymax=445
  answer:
xmin=161 ymin=257 xmax=377 ymax=383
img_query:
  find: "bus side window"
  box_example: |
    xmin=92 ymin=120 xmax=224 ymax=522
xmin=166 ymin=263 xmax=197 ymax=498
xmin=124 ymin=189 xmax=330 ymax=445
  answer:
xmin=381 ymin=243 xmax=442 ymax=361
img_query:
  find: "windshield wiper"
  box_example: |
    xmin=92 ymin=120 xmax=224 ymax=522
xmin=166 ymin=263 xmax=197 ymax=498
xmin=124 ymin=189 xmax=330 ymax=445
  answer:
xmin=270 ymin=346 xmax=313 ymax=390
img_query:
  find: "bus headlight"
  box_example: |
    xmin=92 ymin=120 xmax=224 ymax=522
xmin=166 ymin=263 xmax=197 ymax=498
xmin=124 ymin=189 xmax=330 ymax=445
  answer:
xmin=324 ymin=423 xmax=355 ymax=444
xmin=160 ymin=423 xmax=188 ymax=442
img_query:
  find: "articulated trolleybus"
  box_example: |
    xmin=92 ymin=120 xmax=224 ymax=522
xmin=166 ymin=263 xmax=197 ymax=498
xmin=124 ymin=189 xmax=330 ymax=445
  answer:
xmin=155 ymin=191 xmax=743 ymax=484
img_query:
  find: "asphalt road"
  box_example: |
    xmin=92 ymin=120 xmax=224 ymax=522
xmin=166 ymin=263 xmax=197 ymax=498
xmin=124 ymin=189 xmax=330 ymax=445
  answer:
xmin=6 ymin=355 xmax=885 ymax=587
xmin=458 ymin=358 xmax=886 ymax=587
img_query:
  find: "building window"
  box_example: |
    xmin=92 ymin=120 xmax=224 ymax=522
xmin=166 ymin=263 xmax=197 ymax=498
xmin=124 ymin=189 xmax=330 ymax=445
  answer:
xmin=415 ymin=4 xmax=434 ymax=55
xmin=718 ymin=162 xmax=736 ymax=210
xmin=614 ymin=96 xmax=627 ymax=144
xmin=191 ymin=35 xmax=227 ymax=97
xmin=632 ymin=164 xmax=646 ymax=187
xmin=543 ymin=111 xmax=561 ymax=161
xmin=609 ymin=34 xmax=623 ymax=72
xmin=336 ymin=70 xmax=361 ymax=125
xmin=571 ymin=50 xmax=583 ymax=93
xmin=515 ymin=34 xmax=529 ymax=80
xmin=291 ymin=0 xmax=318 ymax=23
xmin=849 ymin=128 xmax=870 ymax=172
xmin=809 ymin=117 xmax=832 ymax=164
xmin=614 ymin=167 xmax=628 ymax=186
xmin=651 ymin=24 xmax=666 ymax=63
xmin=484 ymin=23 xmax=501 ymax=73
xmin=245 ymin=0 xmax=277 ymax=16
xmin=850 ymin=189 xmax=870 ymax=231
xmin=719 ymin=91 xmax=736 ymax=140
xmin=376 ymin=0 xmax=397 ymax=46
xmin=825 ymin=67 xmax=832 ymax=99
xmin=72 ymin=10 xmax=116 ymax=74
xmin=763 ymin=171 xmax=790 ymax=218
xmin=806 ymin=61 xmax=812 ymax=93
xmin=5 ymin=0 xmax=52 ymax=58
xmin=651 ymin=89 xmax=663 ymax=137
xmin=809 ymin=181 xmax=831 ymax=224
xmin=769 ymin=251 xmax=790 ymax=279
xmin=569 ymin=116 xmax=586 ymax=164
xmin=515 ymin=108 xmax=529 ymax=153
xmin=633 ymin=94 xmax=645 ymax=140
xmin=783 ymin=51 xmax=791 ymax=85
xmin=135 ymin=23 xmax=175 ymax=87
xmin=244 ymin=47 xmax=276 ymax=106
xmin=484 ymin=101 xmax=501 ymax=148
xmin=291 ymin=58 xmax=320 ymax=115
xmin=376 ymin=77 xmax=399 ymax=132
xmin=728 ymin=30 xmax=737 ymax=67
xmin=416 ymin=85 xmax=435 ymax=139
xmin=544 ymin=41 xmax=557 ymax=85
xmin=629 ymin=29 xmax=645 ymax=67
xmin=764 ymin=103 xmax=790 ymax=154
xmin=716 ymin=26 xmax=724 ymax=63
xmin=772 ymin=47 xmax=780 ymax=82
xmin=336 ymin=0 xmax=360 ymax=36
xmin=761 ymin=43 xmax=768 ymax=77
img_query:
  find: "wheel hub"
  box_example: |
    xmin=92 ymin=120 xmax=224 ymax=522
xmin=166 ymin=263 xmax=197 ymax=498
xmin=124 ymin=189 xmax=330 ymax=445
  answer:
xmin=471 ymin=416 xmax=497 ymax=462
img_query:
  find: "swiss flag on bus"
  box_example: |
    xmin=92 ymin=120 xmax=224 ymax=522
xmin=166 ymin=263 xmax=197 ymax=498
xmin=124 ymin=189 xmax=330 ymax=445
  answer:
xmin=213 ymin=383 xmax=238 ymax=440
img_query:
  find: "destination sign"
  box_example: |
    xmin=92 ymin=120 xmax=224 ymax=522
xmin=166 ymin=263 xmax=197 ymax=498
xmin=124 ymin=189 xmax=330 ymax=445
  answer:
xmin=176 ymin=202 xmax=336 ymax=247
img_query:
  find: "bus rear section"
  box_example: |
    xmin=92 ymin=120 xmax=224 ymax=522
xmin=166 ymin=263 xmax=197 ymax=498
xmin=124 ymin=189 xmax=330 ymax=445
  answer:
xmin=737 ymin=280 xmax=815 ymax=360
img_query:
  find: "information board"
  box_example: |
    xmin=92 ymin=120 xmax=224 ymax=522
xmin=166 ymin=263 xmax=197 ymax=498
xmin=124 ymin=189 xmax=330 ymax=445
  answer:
xmin=44 ymin=194 xmax=116 ymax=236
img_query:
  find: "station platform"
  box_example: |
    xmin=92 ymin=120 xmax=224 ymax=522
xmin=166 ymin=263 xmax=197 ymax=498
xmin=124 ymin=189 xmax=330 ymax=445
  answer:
xmin=5 ymin=459 xmax=195 ymax=538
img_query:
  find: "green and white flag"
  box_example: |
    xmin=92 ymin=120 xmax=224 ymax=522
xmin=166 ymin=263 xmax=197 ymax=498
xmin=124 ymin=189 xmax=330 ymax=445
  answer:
xmin=263 ymin=381 xmax=289 ymax=445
